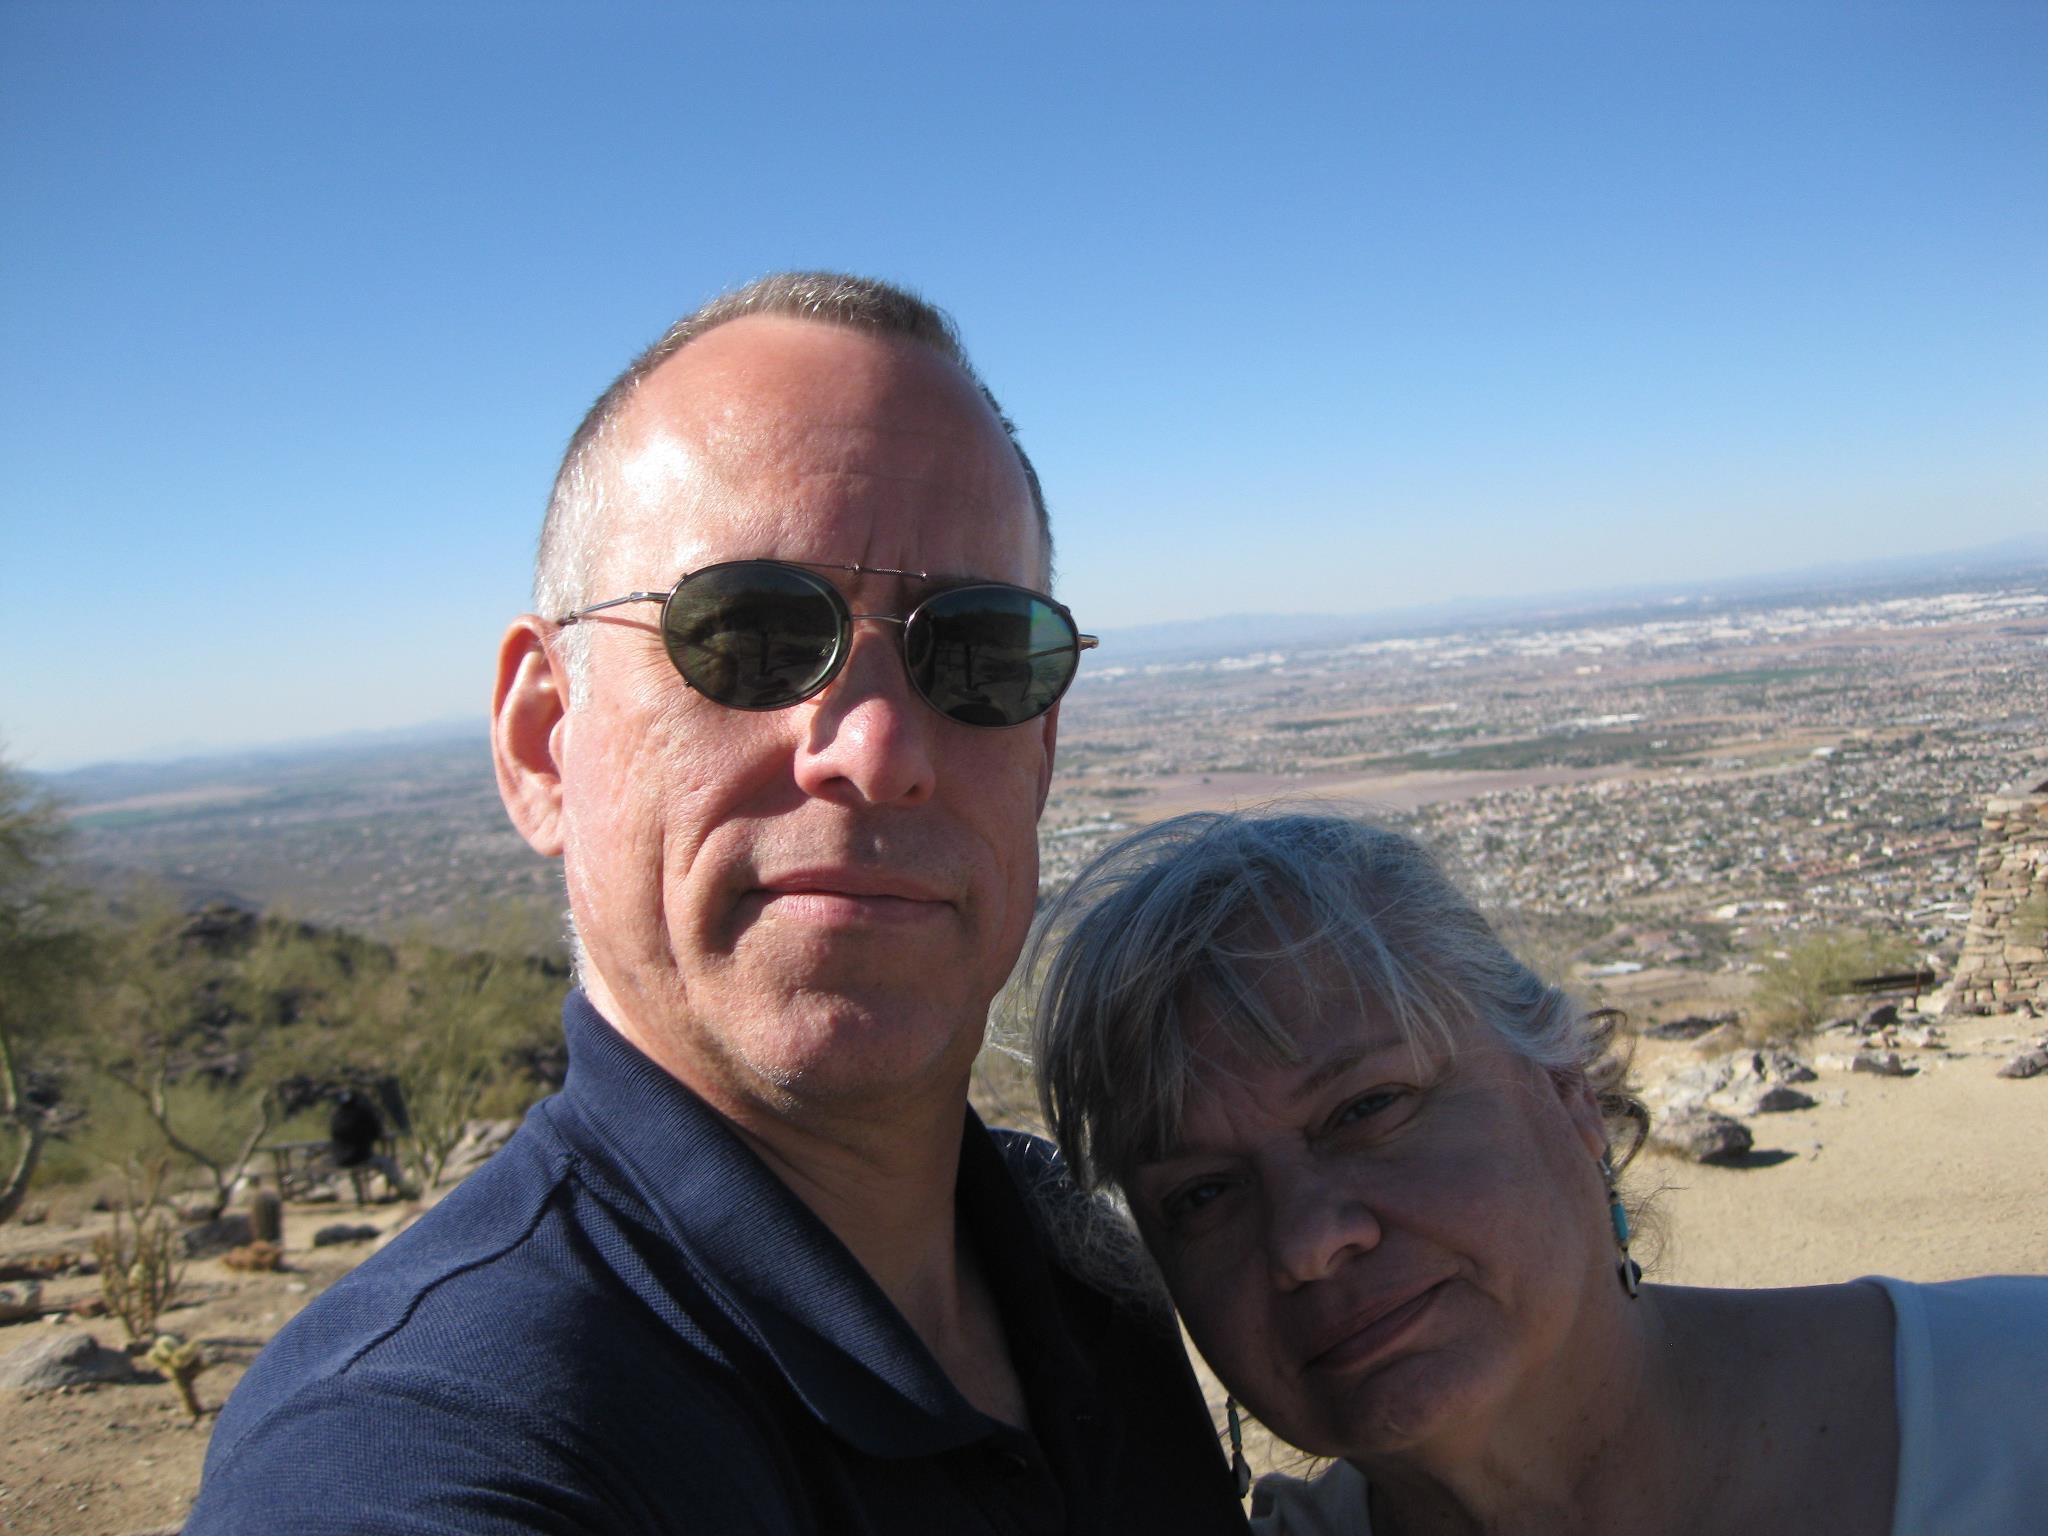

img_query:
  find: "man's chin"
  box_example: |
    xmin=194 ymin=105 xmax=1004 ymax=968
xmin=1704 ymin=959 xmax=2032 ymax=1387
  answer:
xmin=680 ymin=987 xmax=985 ymax=1115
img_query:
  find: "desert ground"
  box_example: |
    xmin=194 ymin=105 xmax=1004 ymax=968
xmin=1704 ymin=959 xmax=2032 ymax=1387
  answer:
xmin=2 ymin=1008 xmax=2043 ymax=1535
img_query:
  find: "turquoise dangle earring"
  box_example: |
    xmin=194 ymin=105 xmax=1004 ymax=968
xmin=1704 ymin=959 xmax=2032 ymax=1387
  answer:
xmin=1226 ymin=1396 xmax=1251 ymax=1497
xmin=1601 ymin=1153 xmax=1641 ymax=1299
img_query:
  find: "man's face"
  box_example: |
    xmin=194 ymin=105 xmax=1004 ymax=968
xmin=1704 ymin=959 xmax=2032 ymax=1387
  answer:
xmin=545 ymin=315 xmax=1057 ymax=1121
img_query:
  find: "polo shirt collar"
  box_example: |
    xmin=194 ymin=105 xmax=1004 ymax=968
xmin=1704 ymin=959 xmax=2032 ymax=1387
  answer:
xmin=552 ymin=990 xmax=1101 ymax=1461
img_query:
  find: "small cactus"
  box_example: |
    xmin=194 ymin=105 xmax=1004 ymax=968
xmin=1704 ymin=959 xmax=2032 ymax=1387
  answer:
xmin=248 ymin=1186 xmax=284 ymax=1245
xmin=148 ymin=1333 xmax=209 ymax=1421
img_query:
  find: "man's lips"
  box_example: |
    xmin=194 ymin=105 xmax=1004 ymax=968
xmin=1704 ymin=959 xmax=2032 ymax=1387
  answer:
xmin=743 ymin=870 xmax=954 ymax=922
xmin=1301 ymin=1280 xmax=1447 ymax=1376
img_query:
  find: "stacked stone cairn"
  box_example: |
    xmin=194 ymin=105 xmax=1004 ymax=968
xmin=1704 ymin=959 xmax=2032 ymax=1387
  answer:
xmin=1946 ymin=773 xmax=2048 ymax=1018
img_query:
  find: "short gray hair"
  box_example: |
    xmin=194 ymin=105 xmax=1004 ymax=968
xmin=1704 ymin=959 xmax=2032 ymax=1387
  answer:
xmin=1023 ymin=811 xmax=1645 ymax=1193
xmin=534 ymin=272 xmax=1052 ymax=699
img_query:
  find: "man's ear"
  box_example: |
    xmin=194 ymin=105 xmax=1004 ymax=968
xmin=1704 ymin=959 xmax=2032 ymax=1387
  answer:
xmin=492 ymin=617 xmax=568 ymax=858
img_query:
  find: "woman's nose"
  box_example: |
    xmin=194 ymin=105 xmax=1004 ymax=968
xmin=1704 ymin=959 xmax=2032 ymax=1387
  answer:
xmin=1266 ymin=1167 xmax=1382 ymax=1290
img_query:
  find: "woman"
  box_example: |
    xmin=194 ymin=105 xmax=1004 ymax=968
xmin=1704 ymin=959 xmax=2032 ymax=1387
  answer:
xmin=1025 ymin=811 xmax=2047 ymax=1535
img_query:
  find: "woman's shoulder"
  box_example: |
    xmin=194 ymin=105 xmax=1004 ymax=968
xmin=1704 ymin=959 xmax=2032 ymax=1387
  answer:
xmin=1249 ymin=1463 xmax=1372 ymax=1536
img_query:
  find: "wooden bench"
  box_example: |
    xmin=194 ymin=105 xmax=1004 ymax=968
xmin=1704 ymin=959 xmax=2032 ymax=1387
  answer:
xmin=1840 ymin=969 xmax=1939 ymax=1010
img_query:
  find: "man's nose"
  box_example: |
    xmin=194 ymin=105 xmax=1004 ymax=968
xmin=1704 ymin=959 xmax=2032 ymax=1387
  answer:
xmin=792 ymin=620 xmax=940 ymax=806
xmin=1266 ymin=1165 xmax=1381 ymax=1290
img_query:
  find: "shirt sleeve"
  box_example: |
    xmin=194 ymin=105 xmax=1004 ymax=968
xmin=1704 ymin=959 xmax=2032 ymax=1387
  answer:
xmin=1876 ymin=1274 xmax=2048 ymax=1534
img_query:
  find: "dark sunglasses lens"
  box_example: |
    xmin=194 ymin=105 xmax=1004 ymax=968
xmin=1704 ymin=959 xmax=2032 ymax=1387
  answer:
xmin=907 ymin=586 xmax=1081 ymax=726
xmin=663 ymin=563 xmax=845 ymax=709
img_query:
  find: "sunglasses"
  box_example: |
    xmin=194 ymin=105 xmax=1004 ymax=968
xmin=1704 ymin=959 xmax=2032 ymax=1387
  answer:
xmin=554 ymin=559 xmax=1097 ymax=728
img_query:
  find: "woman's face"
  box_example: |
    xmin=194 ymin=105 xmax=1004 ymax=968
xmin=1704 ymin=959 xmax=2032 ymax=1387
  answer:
xmin=1127 ymin=967 xmax=1614 ymax=1460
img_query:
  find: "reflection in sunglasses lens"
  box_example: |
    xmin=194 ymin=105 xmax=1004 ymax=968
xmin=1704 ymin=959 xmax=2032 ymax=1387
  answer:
xmin=666 ymin=564 xmax=843 ymax=708
xmin=911 ymin=587 xmax=1075 ymax=727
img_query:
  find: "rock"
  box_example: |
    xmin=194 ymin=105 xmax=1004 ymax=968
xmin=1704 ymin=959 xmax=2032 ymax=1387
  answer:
xmin=182 ymin=1213 xmax=254 ymax=1257
xmin=0 ymin=1282 xmax=44 ymax=1323
xmin=0 ymin=1330 xmax=136 ymax=1392
xmin=1859 ymin=1003 xmax=1901 ymax=1030
xmin=0 ymin=1252 xmax=84 ymax=1283
xmin=1897 ymin=1026 xmax=1947 ymax=1050
xmin=1995 ymin=1047 xmax=2048 ymax=1080
xmin=312 ymin=1223 xmax=381 ymax=1248
xmin=1655 ymin=1049 xmax=1821 ymax=1120
xmin=1689 ymin=1022 xmax=1744 ymax=1055
xmin=1642 ymin=1015 xmax=1733 ymax=1041
xmin=1850 ymin=1050 xmax=1915 ymax=1077
xmin=1755 ymin=1048 xmax=1818 ymax=1083
xmin=222 ymin=1240 xmax=286 ymax=1272
xmin=1650 ymin=1107 xmax=1754 ymax=1164
xmin=1653 ymin=1060 xmax=1735 ymax=1105
xmin=1727 ymin=1083 xmax=1820 ymax=1115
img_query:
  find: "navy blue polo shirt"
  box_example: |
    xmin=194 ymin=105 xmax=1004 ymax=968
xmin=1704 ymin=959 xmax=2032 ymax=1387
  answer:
xmin=188 ymin=992 xmax=1249 ymax=1535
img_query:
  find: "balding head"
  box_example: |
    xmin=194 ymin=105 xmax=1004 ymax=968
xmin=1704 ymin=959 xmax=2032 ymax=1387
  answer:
xmin=534 ymin=274 xmax=1051 ymax=698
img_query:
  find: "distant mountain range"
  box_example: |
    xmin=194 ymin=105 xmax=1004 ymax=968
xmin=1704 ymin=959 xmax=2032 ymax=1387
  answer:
xmin=37 ymin=717 xmax=491 ymax=807
xmin=29 ymin=533 xmax=2048 ymax=783
xmin=1092 ymin=535 xmax=2048 ymax=665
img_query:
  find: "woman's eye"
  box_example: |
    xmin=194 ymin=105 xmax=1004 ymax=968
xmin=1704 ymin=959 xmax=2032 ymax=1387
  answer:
xmin=1160 ymin=1177 xmax=1231 ymax=1227
xmin=1330 ymin=1088 xmax=1407 ymax=1133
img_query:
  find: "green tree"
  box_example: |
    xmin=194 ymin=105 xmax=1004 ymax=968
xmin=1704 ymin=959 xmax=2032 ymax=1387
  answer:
xmin=350 ymin=932 xmax=560 ymax=1191
xmin=0 ymin=757 xmax=97 ymax=1223
xmin=90 ymin=900 xmax=275 ymax=1220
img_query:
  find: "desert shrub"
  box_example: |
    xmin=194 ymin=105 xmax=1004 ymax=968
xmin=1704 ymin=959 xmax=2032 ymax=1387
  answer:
xmin=351 ymin=938 xmax=561 ymax=1190
xmin=1751 ymin=929 xmax=1916 ymax=1037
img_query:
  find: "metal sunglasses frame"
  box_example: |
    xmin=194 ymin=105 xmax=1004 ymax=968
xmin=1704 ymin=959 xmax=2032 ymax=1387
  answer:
xmin=553 ymin=558 xmax=1098 ymax=722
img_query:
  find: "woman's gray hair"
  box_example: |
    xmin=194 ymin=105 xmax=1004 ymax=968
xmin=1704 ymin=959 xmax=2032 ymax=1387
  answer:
xmin=1024 ymin=810 xmax=1645 ymax=1194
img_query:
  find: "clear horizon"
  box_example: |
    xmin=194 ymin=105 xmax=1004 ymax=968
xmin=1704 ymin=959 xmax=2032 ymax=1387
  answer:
xmin=5 ymin=2 xmax=2043 ymax=769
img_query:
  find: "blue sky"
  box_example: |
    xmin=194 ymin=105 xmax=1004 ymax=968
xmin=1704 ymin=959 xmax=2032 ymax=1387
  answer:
xmin=3 ymin=1 xmax=2043 ymax=769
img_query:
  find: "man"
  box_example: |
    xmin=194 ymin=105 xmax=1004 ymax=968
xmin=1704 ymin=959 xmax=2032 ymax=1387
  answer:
xmin=188 ymin=274 xmax=1248 ymax=1534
